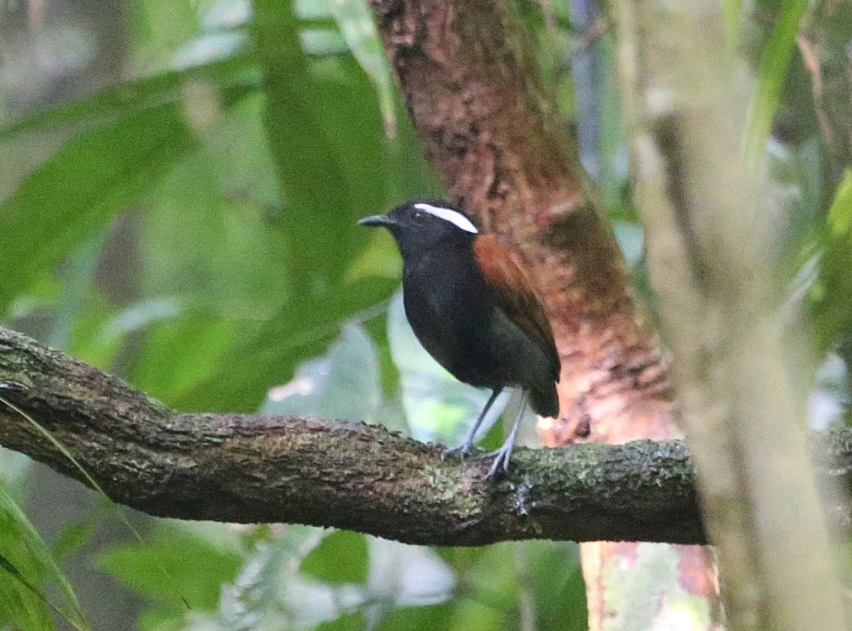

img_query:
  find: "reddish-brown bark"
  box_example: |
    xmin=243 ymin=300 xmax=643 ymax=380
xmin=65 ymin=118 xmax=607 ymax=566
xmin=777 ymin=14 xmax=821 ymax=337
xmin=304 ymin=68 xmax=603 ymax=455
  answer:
xmin=369 ymin=0 xmax=720 ymax=624
xmin=370 ymin=0 xmax=674 ymax=442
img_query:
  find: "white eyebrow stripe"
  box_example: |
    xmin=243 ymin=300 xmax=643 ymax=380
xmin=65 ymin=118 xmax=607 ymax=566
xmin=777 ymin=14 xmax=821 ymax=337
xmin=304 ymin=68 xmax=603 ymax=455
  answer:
xmin=413 ymin=203 xmax=479 ymax=234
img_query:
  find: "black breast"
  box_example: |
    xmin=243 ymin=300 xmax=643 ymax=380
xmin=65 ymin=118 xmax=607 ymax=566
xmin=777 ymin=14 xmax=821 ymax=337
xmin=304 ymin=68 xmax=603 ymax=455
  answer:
xmin=401 ymin=245 xmax=499 ymax=388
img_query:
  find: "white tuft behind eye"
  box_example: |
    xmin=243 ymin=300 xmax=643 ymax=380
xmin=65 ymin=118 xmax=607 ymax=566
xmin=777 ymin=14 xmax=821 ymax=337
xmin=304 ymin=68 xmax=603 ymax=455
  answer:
xmin=413 ymin=203 xmax=479 ymax=234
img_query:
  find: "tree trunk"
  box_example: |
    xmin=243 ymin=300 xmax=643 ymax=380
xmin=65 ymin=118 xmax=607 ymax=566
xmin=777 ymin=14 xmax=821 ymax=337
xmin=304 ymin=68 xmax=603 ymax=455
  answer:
xmin=615 ymin=1 xmax=847 ymax=629
xmin=368 ymin=0 xmax=722 ymax=627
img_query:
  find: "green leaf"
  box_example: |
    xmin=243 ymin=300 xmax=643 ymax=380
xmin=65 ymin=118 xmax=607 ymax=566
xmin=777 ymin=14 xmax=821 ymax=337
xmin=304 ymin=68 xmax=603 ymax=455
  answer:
xmin=328 ymin=0 xmax=397 ymax=138
xmin=301 ymin=530 xmax=369 ymax=585
xmin=0 ymin=484 xmax=90 ymax=631
xmin=176 ymin=277 xmax=397 ymax=412
xmin=0 ymin=53 xmax=258 ymax=143
xmin=0 ymin=102 xmax=200 ymax=315
xmin=51 ymin=505 xmax=104 ymax=562
xmin=437 ymin=542 xmax=585 ymax=631
xmin=317 ymin=611 xmax=366 ymax=631
xmin=253 ymin=0 xmax=353 ymax=287
xmin=524 ymin=541 xmax=586 ymax=631
xmin=828 ymin=168 xmax=852 ymax=237
xmin=128 ymin=94 xmax=289 ymax=404
xmin=814 ymin=168 xmax=852 ymax=347
xmin=743 ymin=0 xmax=808 ymax=162
xmin=722 ymin=0 xmax=743 ymax=42
xmin=139 ymin=95 xmax=286 ymax=310
xmin=137 ymin=0 xmax=201 ymax=63
xmin=98 ymin=525 xmax=242 ymax=612
xmin=253 ymin=0 xmax=393 ymax=289
xmin=347 ymin=229 xmax=403 ymax=281
xmin=373 ymin=603 xmax=455 ymax=631
xmin=131 ymin=310 xmax=238 ymax=404
xmin=0 ymin=551 xmax=55 ymax=631
xmin=461 ymin=544 xmax=518 ymax=611
xmin=43 ymin=230 xmax=106 ymax=350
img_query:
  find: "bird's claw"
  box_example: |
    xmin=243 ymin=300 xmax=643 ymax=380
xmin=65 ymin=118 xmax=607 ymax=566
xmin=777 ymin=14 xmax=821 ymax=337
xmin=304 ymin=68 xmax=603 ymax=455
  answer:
xmin=442 ymin=442 xmax=474 ymax=461
xmin=486 ymin=445 xmax=513 ymax=479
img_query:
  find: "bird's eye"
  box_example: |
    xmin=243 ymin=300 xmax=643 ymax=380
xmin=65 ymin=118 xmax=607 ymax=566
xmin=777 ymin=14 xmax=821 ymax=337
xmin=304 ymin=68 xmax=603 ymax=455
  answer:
xmin=413 ymin=211 xmax=425 ymax=221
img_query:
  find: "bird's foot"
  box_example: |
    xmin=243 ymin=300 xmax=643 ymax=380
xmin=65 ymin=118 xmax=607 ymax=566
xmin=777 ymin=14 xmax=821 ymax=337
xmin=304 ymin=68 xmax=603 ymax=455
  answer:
xmin=486 ymin=443 xmax=514 ymax=479
xmin=442 ymin=440 xmax=474 ymax=461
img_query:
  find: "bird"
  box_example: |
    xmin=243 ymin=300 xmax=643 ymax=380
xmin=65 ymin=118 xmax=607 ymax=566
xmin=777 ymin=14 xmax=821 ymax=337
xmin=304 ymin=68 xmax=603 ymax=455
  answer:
xmin=359 ymin=200 xmax=560 ymax=477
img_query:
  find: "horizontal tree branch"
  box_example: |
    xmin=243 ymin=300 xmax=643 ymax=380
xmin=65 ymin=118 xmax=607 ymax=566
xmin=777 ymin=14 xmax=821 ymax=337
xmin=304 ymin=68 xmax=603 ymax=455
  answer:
xmin=0 ymin=325 xmax=849 ymax=546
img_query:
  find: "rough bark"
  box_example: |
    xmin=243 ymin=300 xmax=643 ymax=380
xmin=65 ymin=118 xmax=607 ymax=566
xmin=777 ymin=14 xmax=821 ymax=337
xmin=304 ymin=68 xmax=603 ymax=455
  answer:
xmin=0 ymin=324 xmax=697 ymax=543
xmin=3 ymin=325 xmax=852 ymax=547
xmin=369 ymin=0 xmax=673 ymax=442
xmin=367 ymin=0 xmax=717 ymax=626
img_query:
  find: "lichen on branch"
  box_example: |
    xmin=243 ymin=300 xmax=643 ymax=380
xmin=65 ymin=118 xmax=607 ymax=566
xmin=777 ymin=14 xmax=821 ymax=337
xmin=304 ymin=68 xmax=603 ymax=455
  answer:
xmin=0 ymin=325 xmax=851 ymax=546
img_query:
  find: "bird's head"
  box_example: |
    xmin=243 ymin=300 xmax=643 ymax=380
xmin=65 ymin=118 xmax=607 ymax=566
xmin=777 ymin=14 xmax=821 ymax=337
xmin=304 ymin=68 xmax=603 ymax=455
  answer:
xmin=359 ymin=201 xmax=479 ymax=256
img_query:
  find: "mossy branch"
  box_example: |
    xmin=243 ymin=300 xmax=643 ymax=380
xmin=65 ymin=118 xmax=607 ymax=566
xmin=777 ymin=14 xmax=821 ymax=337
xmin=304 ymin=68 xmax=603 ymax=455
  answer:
xmin=0 ymin=325 xmax=849 ymax=546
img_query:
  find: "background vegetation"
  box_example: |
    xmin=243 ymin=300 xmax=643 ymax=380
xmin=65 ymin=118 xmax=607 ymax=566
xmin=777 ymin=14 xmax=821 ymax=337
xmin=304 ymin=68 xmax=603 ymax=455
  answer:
xmin=0 ymin=0 xmax=850 ymax=629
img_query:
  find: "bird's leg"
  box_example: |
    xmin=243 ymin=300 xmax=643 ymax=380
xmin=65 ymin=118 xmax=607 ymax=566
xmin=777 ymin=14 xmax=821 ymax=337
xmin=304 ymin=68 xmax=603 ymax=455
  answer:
xmin=487 ymin=393 xmax=527 ymax=478
xmin=444 ymin=387 xmax=503 ymax=458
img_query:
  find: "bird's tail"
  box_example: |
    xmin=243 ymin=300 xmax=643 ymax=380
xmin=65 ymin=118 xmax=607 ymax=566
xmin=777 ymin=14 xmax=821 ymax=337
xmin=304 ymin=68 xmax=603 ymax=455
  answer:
xmin=529 ymin=384 xmax=559 ymax=418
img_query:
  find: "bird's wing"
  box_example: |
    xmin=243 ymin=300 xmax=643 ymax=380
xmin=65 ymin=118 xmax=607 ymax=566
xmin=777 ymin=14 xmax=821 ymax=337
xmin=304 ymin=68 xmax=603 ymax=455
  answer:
xmin=472 ymin=235 xmax=560 ymax=380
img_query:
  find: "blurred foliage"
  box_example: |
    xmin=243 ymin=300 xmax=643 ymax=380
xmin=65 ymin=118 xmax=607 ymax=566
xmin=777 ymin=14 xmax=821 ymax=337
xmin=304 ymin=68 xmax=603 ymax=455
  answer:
xmin=743 ymin=0 xmax=808 ymax=162
xmin=0 ymin=485 xmax=90 ymax=631
xmin=1 ymin=0 xmax=852 ymax=628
